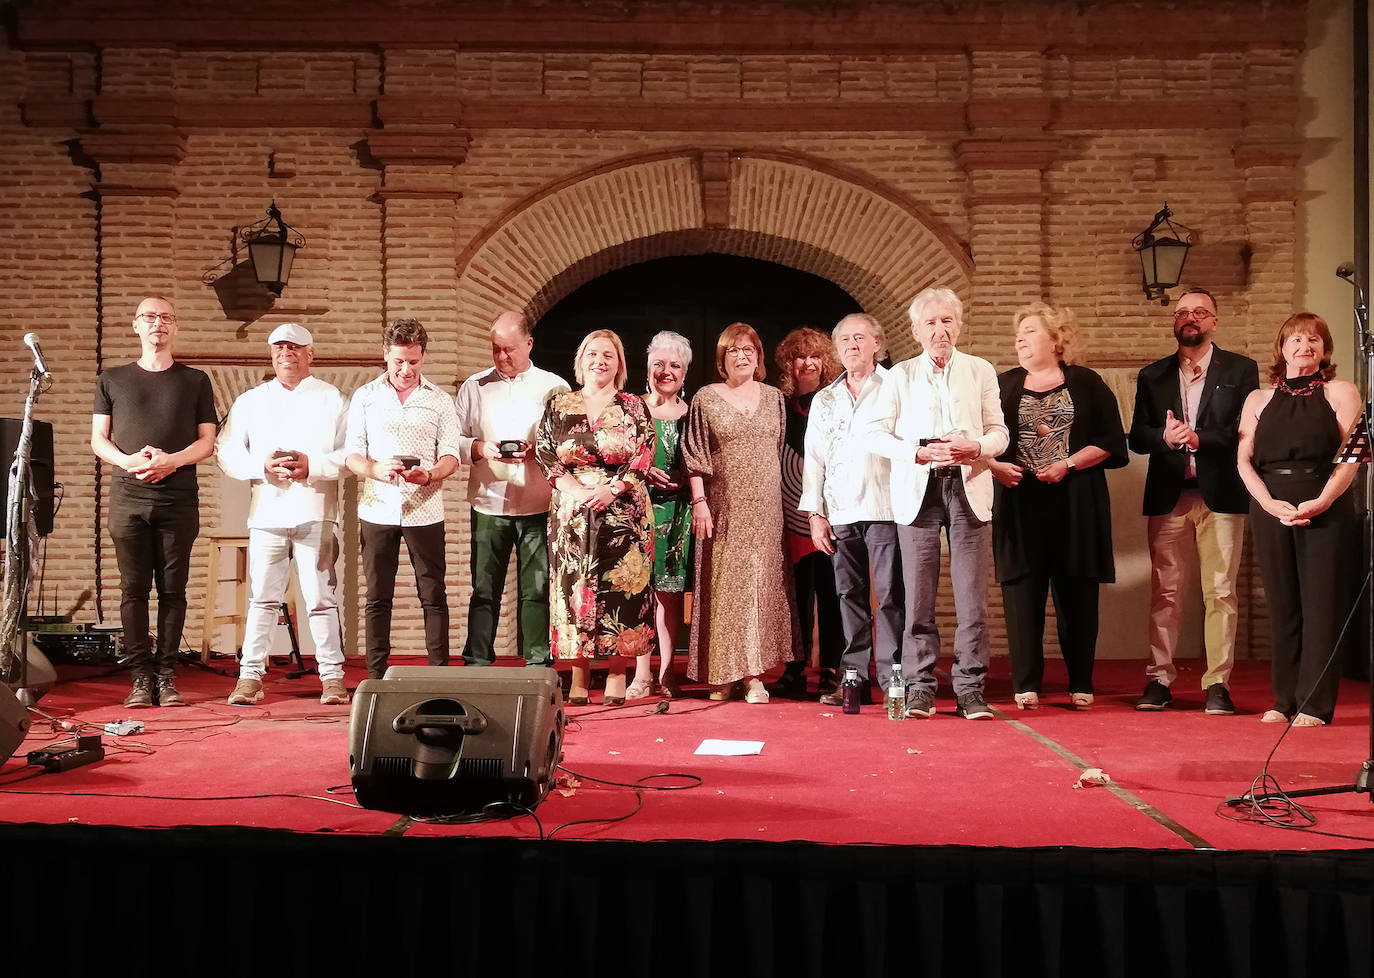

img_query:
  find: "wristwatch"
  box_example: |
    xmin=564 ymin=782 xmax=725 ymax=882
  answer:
xmin=1065 ymin=458 xmax=1077 ymax=473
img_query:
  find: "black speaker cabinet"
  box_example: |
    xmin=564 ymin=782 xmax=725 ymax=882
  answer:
xmin=0 ymin=419 xmax=54 ymax=537
xmin=0 ymin=682 xmax=31 ymax=768
xmin=348 ymin=666 xmax=565 ymax=816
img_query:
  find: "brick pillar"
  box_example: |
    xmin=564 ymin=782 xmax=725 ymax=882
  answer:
xmin=366 ymin=104 xmax=473 ymax=658
xmin=75 ymin=122 xmax=186 ymax=623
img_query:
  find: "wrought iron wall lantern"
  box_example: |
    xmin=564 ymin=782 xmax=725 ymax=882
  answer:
xmin=239 ymin=201 xmax=304 ymax=296
xmin=1132 ymin=203 xmax=1195 ymax=304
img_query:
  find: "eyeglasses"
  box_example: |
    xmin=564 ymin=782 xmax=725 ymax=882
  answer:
xmin=725 ymin=347 xmax=756 ymax=359
xmin=137 ymin=312 xmax=178 ymax=325
xmin=1173 ymin=309 xmax=1215 ymax=323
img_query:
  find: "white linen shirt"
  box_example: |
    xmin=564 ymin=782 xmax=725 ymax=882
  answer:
xmin=863 ymin=349 xmax=1009 ymax=524
xmin=345 ymin=374 xmax=461 ymax=527
xmin=798 ymin=366 xmax=893 ymax=525
xmin=453 ymin=363 xmax=569 ymax=517
xmin=216 ymin=375 xmax=348 ymax=529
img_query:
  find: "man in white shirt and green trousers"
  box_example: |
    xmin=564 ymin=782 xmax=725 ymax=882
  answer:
xmin=455 ymin=310 xmax=569 ymax=666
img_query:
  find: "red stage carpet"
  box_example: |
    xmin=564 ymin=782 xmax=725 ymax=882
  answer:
xmin=4 ymin=658 xmax=1371 ymax=850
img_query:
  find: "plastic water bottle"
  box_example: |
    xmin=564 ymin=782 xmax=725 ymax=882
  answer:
xmin=886 ymin=662 xmax=906 ymax=721
xmin=840 ymin=668 xmax=862 ymax=714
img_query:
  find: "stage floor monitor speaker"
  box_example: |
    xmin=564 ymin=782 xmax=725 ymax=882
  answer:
xmin=349 ymin=666 xmax=565 ymax=816
xmin=1 ymin=682 xmax=31 ymax=768
xmin=0 ymin=418 xmax=54 ymax=537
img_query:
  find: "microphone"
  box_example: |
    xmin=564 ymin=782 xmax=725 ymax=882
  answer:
xmin=1337 ymin=262 xmax=1356 ymax=280
xmin=23 ymin=332 xmax=50 ymax=379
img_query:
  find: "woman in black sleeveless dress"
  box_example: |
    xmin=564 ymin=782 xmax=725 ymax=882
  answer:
xmin=1237 ymin=313 xmax=1363 ymax=726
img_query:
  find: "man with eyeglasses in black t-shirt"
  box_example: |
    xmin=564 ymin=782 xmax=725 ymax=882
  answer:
xmin=92 ymin=295 xmax=217 ymax=708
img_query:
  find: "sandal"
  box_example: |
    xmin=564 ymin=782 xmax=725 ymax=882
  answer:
xmin=1014 ymin=691 xmax=1039 ymax=710
xmin=1260 ymin=709 xmax=1289 ymax=723
xmin=744 ymin=678 xmax=769 ymax=704
xmin=1069 ymin=692 xmax=1094 ymax=710
xmin=625 ymin=677 xmax=656 ymax=701
xmin=1292 ymin=713 xmax=1325 ymax=727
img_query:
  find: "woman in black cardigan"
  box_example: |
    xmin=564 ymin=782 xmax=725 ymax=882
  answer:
xmin=989 ymin=303 xmax=1128 ymax=710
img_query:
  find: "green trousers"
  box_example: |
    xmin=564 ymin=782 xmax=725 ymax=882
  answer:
xmin=462 ymin=510 xmax=551 ymax=665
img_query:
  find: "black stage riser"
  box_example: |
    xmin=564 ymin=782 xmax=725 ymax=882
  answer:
xmin=0 ymin=825 xmax=1367 ymax=978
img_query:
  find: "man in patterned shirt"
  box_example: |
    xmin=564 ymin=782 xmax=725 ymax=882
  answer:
xmin=345 ymin=319 xmax=461 ymax=679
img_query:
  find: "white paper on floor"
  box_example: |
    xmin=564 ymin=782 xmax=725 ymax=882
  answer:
xmin=695 ymin=739 xmax=764 ymax=756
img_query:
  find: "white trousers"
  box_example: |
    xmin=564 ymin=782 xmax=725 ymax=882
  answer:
xmin=239 ymin=522 xmax=345 ymax=682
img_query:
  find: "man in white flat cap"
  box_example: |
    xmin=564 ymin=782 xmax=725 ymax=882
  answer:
xmin=217 ymin=322 xmax=351 ymax=706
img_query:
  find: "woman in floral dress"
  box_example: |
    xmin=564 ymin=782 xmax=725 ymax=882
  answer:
xmin=536 ymin=329 xmax=657 ymax=705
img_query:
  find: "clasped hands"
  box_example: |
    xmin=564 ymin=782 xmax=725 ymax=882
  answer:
xmin=124 ymin=446 xmax=177 ymax=483
xmin=990 ymin=458 xmax=1072 ymax=487
xmin=917 ymin=436 xmax=982 ymax=467
xmin=1263 ymin=496 xmax=1326 ymax=527
xmin=265 ymin=452 xmax=311 ymax=482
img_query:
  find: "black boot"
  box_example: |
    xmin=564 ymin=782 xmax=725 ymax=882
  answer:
xmin=767 ymin=662 xmax=807 ymax=698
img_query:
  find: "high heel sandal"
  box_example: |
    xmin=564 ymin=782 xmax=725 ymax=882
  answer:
xmin=708 ymin=683 xmax=734 ymax=701
xmin=744 ymin=678 xmax=769 ymax=704
xmin=625 ymin=677 xmax=656 ymax=701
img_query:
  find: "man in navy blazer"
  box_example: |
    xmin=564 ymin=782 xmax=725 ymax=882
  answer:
xmin=1129 ymin=288 xmax=1259 ymax=714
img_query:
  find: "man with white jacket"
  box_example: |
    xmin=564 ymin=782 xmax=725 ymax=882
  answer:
xmin=865 ymin=288 xmax=1008 ymax=719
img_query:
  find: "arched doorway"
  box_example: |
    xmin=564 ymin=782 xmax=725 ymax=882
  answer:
xmin=534 ymin=255 xmax=862 ymax=394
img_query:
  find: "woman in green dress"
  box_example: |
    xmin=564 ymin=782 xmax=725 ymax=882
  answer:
xmin=628 ymin=331 xmax=694 ymax=700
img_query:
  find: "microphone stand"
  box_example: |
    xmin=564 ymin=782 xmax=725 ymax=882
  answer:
xmin=0 ymin=362 xmax=52 ymax=707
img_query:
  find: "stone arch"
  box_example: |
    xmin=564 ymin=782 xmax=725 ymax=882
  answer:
xmin=455 ymin=148 xmax=972 ymax=365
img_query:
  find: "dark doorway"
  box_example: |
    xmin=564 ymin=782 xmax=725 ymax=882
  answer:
xmin=532 ymin=255 xmax=862 ymax=395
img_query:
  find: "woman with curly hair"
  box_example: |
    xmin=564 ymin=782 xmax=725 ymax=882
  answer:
xmin=771 ymin=326 xmax=846 ymax=700
xmin=536 ymin=329 xmax=656 ymax=706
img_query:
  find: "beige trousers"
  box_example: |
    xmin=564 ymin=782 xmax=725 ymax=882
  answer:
xmin=1145 ymin=490 xmax=1246 ymax=690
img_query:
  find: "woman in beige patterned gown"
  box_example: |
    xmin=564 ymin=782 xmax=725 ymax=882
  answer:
xmin=683 ymin=322 xmax=802 ymax=703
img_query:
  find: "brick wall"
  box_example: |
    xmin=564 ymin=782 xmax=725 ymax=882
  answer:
xmin=0 ymin=0 xmax=1312 ymax=670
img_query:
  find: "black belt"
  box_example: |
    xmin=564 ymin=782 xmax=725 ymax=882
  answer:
xmin=928 ymin=466 xmax=961 ymax=479
xmin=1262 ymin=463 xmax=1326 ymax=476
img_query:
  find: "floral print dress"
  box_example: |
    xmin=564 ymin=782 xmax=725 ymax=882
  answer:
xmin=536 ymin=389 xmax=657 ymax=661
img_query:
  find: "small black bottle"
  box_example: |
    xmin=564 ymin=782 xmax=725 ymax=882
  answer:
xmin=840 ymin=667 xmax=863 ymax=715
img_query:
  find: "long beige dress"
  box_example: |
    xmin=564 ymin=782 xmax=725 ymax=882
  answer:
xmin=682 ymin=384 xmax=801 ymax=684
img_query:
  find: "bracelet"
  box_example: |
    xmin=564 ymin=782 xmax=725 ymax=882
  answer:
xmin=690 ymin=496 xmax=707 ymax=505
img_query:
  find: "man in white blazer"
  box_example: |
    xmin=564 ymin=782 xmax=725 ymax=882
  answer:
xmin=865 ymin=287 xmax=1008 ymax=719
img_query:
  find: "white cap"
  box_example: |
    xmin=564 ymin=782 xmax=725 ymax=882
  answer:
xmin=268 ymin=322 xmax=312 ymax=346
